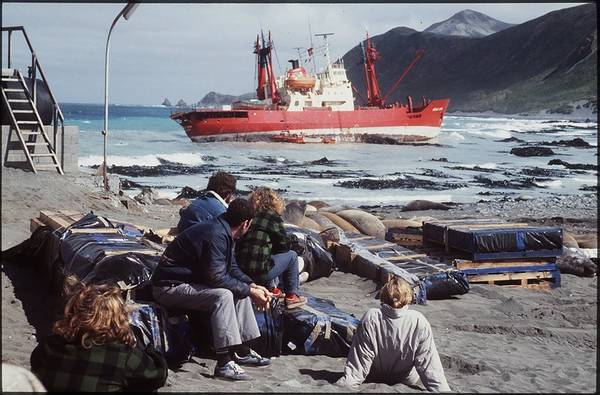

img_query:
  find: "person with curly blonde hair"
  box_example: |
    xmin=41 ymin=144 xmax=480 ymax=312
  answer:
xmin=30 ymin=276 xmax=167 ymax=392
xmin=236 ymin=187 xmax=307 ymax=309
xmin=337 ymin=277 xmax=450 ymax=391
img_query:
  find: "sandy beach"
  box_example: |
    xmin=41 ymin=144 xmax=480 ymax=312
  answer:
xmin=1 ymin=165 xmax=597 ymax=392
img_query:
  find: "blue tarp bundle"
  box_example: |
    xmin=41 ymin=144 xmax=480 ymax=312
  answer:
xmin=282 ymin=294 xmax=360 ymax=357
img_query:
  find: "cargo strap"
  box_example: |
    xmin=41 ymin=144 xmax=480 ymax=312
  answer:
xmin=300 ymin=304 xmax=331 ymax=352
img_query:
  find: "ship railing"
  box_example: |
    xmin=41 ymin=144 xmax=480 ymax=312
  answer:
xmin=2 ymin=26 xmax=65 ymax=161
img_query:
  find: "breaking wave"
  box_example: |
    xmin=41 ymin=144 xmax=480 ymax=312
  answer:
xmin=79 ymin=152 xmax=206 ymax=167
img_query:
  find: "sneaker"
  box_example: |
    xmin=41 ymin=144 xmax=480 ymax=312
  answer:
xmin=271 ymin=287 xmax=286 ymax=299
xmin=299 ymin=271 xmax=309 ymax=284
xmin=285 ymin=294 xmax=307 ymax=309
xmin=214 ymin=361 xmax=251 ymax=381
xmin=234 ymin=349 xmax=272 ymax=367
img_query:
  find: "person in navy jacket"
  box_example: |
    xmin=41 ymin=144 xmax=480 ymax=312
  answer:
xmin=152 ymin=198 xmax=272 ymax=381
xmin=177 ymin=171 xmax=237 ymax=231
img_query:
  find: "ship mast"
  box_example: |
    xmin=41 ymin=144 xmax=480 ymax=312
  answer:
xmin=254 ymin=31 xmax=280 ymax=104
xmin=361 ymin=32 xmax=384 ymax=107
xmin=315 ymin=32 xmax=335 ymax=69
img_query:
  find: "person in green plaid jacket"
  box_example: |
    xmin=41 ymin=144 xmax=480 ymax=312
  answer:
xmin=236 ymin=187 xmax=307 ymax=309
xmin=30 ymin=277 xmax=167 ymax=392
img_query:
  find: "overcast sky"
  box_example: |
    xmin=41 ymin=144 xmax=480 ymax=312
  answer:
xmin=2 ymin=2 xmax=585 ymax=105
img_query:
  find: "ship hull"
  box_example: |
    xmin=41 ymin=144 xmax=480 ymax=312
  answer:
xmin=172 ymin=99 xmax=449 ymax=143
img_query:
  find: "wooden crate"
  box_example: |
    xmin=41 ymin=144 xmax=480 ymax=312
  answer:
xmin=31 ymin=210 xmax=85 ymax=232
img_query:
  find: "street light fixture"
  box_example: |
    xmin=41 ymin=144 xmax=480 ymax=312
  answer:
xmin=102 ymin=1 xmax=139 ymax=191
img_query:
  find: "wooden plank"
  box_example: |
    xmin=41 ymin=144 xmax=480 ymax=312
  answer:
xmin=39 ymin=210 xmax=72 ymax=230
xmin=365 ymin=242 xmax=397 ymax=251
xmin=69 ymin=228 xmax=121 ymax=234
xmin=104 ymin=249 xmax=161 ymax=256
xmin=348 ymin=235 xmax=373 ymax=241
xmin=30 ymin=217 xmax=44 ymax=233
xmin=467 ymin=270 xmax=555 ymax=283
xmin=385 ymin=254 xmax=427 ymax=261
xmin=455 ymin=259 xmax=552 ymax=270
xmin=455 ymin=223 xmax=529 ymax=230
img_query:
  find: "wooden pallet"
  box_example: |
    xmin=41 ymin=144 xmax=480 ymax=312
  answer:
xmin=454 ymin=259 xmax=561 ymax=289
xmin=385 ymin=228 xmax=423 ymax=247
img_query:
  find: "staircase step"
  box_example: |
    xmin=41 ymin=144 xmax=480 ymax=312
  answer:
xmin=12 ymin=110 xmax=34 ymax=113
xmin=20 ymin=131 xmax=40 ymax=135
xmin=4 ymin=88 xmax=25 ymax=92
xmin=1 ymin=78 xmax=19 ymax=82
xmin=30 ymin=153 xmax=56 ymax=157
xmin=16 ymin=121 xmax=39 ymax=124
xmin=34 ymin=164 xmax=61 ymax=169
xmin=7 ymin=99 xmax=29 ymax=103
xmin=25 ymin=142 xmax=49 ymax=146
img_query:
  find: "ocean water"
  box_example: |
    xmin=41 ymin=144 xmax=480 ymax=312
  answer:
xmin=63 ymin=103 xmax=598 ymax=206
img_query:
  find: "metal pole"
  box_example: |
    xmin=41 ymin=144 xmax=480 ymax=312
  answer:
xmin=102 ymin=11 xmax=125 ymax=191
xmin=7 ymin=30 xmax=12 ymax=68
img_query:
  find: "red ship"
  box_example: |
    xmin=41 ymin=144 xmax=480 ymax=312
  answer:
xmin=171 ymin=32 xmax=449 ymax=143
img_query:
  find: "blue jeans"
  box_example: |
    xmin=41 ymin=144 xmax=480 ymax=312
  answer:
xmin=265 ymin=250 xmax=299 ymax=294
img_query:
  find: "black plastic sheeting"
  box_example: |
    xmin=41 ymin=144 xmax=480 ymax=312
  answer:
xmin=282 ymin=294 xmax=360 ymax=357
xmin=420 ymin=271 xmax=470 ymax=300
xmin=286 ymin=225 xmax=334 ymax=281
xmin=128 ymin=302 xmax=196 ymax=369
xmin=423 ymin=220 xmax=563 ymax=259
xmin=247 ymin=298 xmax=285 ymax=358
xmin=82 ymin=253 xmax=159 ymax=291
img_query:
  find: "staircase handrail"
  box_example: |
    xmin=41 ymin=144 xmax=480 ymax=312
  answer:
xmin=2 ymin=26 xmax=65 ymax=168
xmin=2 ymin=26 xmax=65 ymax=127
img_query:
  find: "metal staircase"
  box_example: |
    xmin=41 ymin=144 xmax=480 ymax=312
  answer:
xmin=1 ymin=26 xmax=65 ymax=174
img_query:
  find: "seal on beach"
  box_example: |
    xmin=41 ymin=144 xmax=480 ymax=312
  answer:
xmin=336 ymin=209 xmax=386 ymax=239
xmin=402 ymin=200 xmax=451 ymax=212
xmin=282 ymin=200 xmax=307 ymax=226
xmin=319 ymin=211 xmax=360 ymax=233
xmin=300 ymin=216 xmax=323 ymax=232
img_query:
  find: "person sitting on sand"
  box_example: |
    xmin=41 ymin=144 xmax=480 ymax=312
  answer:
xmin=336 ymin=276 xmax=450 ymax=392
xmin=235 ymin=187 xmax=307 ymax=310
xmin=152 ymin=198 xmax=273 ymax=381
xmin=177 ymin=171 xmax=237 ymax=231
xmin=30 ymin=276 xmax=168 ymax=392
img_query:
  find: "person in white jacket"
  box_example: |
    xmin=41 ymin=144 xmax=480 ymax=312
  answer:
xmin=336 ymin=276 xmax=450 ymax=392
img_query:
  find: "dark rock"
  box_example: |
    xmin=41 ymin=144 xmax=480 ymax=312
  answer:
xmin=538 ymin=137 xmax=591 ymax=147
xmin=579 ymin=185 xmax=598 ymax=192
xmin=473 ymin=175 xmax=543 ymax=189
xmin=431 ymin=157 xmax=448 ymax=162
xmin=510 ymin=147 xmax=555 ymax=157
xmin=548 ymin=159 xmax=597 ymax=171
xmin=335 ymin=175 xmax=467 ymax=191
xmin=108 ymin=163 xmax=216 ymax=177
xmin=445 ymin=165 xmax=500 ymax=173
xmin=175 ymin=186 xmax=203 ymax=199
xmin=497 ymin=136 xmax=526 ymax=143
xmin=120 ymin=179 xmax=144 ymax=190
xmin=519 ymin=167 xmax=568 ymax=177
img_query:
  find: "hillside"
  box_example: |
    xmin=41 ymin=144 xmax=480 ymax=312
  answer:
xmin=424 ymin=9 xmax=513 ymax=37
xmin=343 ymin=4 xmax=597 ymax=114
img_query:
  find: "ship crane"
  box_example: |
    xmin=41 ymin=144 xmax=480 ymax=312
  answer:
xmin=361 ymin=32 xmax=424 ymax=108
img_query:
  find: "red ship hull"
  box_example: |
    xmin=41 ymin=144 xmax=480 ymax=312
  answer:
xmin=171 ymin=99 xmax=449 ymax=143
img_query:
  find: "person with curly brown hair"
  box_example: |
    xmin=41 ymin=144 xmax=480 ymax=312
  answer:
xmin=235 ymin=187 xmax=307 ymax=309
xmin=336 ymin=277 xmax=450 ymax=392
xmin=30 ymin=277 xmax=167 ymax=392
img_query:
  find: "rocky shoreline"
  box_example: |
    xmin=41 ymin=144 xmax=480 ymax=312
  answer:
xmin=1 ymin=166 xmax=597 ymax=392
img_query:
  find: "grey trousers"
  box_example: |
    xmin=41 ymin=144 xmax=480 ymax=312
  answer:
xmin=152 ymin=284 xmax=260 ymax=350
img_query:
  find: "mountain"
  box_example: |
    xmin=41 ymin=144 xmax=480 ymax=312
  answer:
xmin=342 ymin=4 xmax=597 ymax=114
xmin=424 ymin=9 xmax=514 ymax=38
xmin=199 ymin=91 xmax=256 ymax=107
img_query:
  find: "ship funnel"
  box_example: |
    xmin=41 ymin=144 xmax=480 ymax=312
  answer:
xmin=288 ymin=59 xmax=300 ymax=69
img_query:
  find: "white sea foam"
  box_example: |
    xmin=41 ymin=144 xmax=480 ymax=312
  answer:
xmin=79 ymin=152 xmax=205 ymax=167
xmin=536 ymin=180 xmax=563 ymax=189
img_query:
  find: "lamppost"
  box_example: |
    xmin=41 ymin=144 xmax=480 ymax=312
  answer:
xmin=102 ymin=1 xmax=139 ymax=191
